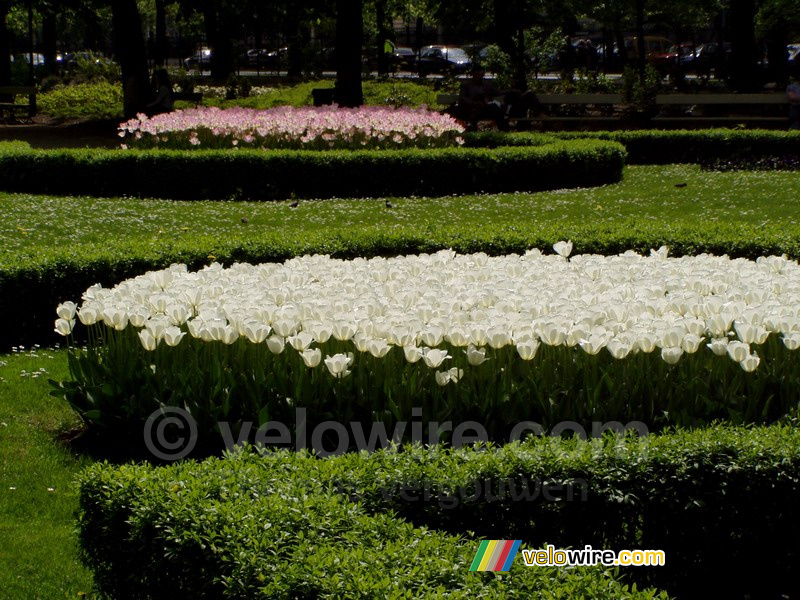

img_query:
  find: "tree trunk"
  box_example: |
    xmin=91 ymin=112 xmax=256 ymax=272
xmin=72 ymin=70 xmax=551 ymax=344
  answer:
xmin=375 ymin=0 xmax=390 ymax=75
xmin=0 ymin=1 xmax=11 ymax=89
xmin=635 ymin=0 xmax=646 ymax=76
xmin=728 ymin=0 xmax=758 ymax=91
xmin=111 ymin=0 xmax=151 ymax=118
xmin=765 ymin=28 xmax=788 ymax=87
xmin=42 ymin=10 xmax=58 ymax=75
xmin=203 ymin=0 xmax=235 ymax=80
xmin=155 ymin=0 xmax=168 ymax=66
xmin=335 ymin=0 xmax=363 ymax=107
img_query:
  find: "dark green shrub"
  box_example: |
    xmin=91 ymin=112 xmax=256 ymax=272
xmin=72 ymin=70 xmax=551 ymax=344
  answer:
xmin=77 ymin=445 xmax=671 ymax=600
xmin=0 ymin=140 xmax=625 ymax=200
xmin=77 ymin=425 xmax=800 ymax=599
xmin=36 ymin=81 xmax=124 ymax=120
xmin=466 ymin=130 xmax=800 ymax=165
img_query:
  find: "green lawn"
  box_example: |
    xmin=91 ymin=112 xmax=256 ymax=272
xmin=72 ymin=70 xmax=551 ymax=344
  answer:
xmin=3 ymin=165 xmax=800 ymax=269
xmin=0 ymin=348 xmax=96 ymax=599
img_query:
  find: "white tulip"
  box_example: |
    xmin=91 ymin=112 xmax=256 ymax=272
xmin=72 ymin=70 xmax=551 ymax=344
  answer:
xmin=707 ymin=338 xmax=729 ymax=356
xmin=102 ymin=308 xmax=129 ymax=331
xmin=163 ymin=326 xmax=186 ymax=347
xmin=661 ymin=346 xmax=683 ymax=365
xmin=734 ymin=322 xmax=757 ymax=344
xmin=403 ymin=345 xmax=423 ymax=363
xmin=445 ymin=328 xmax=470 ymax=347
xmin=368 ymin=339 xmax=391 ymax=358
xmin=681 ymin=334 xmax=704 ymax=354
xmin=243 ymin=321 xmax=271 ymax=344
xmin=435 ymin=370 xmax=451 ymax=386
xmin=266 ymin=335 xmax=285 ymax=354
xmin=138 ymin=329 xmax=158 ymax=351
xmin=465 ymin=345 xmax=488 ymax=366
xmin=539 ymin=323 xmax=566 ymax=346
xmin=420 ymin=327 xmax=444 ymax=347
xmin=332 ymin=321 xmax=356 ymax=341
xmin=579 ymin=334 xmax=608 ymax=356
xmin=77 ymin=307 xmax=99 ymax=326
xmin=726 ymin=341 xmax=750 ymax=363
xmin=167 ymin=304 xmax=189 ymax=326
xmin=324 ymin=353 xmax=353 ymax=378
xmin=470 ymin=327 xmax=488 ymax=347
xmin=300 ymin=348 xmax=322 ymax=368
xmin=636 ymin=333 xmax=658 ymax=353
xmin=423 ymin=348 xmax=451 ymax=368
xmin=54 ymin=318 xmax=75 ymax=336
xmin=516 ymin=339 xmax=540 ymax=360
xmin=56 ymin=301 xmax=77 ymax=321
xmin=553 ymin=240 xmax=573 ymax=258
xmin=783 ymin=333 xmax=800 ymax=350
xmin=740 ymin=353 xmax=760 ymax=372
xmin=288 ymin=332 xmax=315 ymax=352
xmin=606 ymin=339 xmax=631 ymax=360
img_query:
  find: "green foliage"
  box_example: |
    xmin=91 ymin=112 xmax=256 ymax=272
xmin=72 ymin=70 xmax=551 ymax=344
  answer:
xmin=71 ymin=53 xmax=122 ymax=84
xmin=361 ymin=79 xmax=439 ymax=108
xmin=483 ymin=45 xmax=514 ymax=90
xmin=76 ymin=444 xmax=673 ymax=599
xmin=76 ymin=425 xmax=800 ymax=598
xmin=0 ymin=140 xmax=31 ymax=153
xmin=620 ymin=65 xmax=663 ymax=112
xmin=37 ymin=81 xmax=124 ymax=120
xmin=0 ymin=141 xmax=624 ymax=200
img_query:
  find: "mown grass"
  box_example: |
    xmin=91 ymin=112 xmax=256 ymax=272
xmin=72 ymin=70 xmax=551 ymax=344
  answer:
xmin=2 ymin=164 xmax=799 ymax=269
xmin=0 ymin=348 xmax=97 ymax=599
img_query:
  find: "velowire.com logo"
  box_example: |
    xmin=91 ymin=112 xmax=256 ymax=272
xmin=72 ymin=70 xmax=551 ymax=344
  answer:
xmin=469 ymin=540 xmax=522 ymax=572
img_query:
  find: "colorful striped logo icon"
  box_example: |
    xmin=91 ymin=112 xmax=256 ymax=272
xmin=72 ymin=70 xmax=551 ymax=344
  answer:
xmin=470 ymin=540 xmax=522 ymax=571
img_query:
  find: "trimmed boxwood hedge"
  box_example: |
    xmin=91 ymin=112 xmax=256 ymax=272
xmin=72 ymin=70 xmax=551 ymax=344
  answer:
xmin=6 ymin=220 xmax=800 ymax=350
xmin=77 ymin=447 xmax=671 ymax=600
xmin=78 ymin=425 xmax=799 ymax=599
xmin=0 ymin=140 xmax=624 ymax=200
xmin=465 ymin=129 xmax=800 ymax=165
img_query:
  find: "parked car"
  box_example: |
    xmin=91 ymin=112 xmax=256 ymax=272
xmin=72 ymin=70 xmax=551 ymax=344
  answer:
xmin=680 ymin=42 xmax=731 ymax=75
xmin=10 ymin=53 xmax=45 ymax=66
xmin=246 ymin=47 xmax=287 ymax=69
xmin=788 ymin=44 xmax=800 ymax=68
xmin=417 ymin=45 xmax=472 ymax=76
xmin=392 ymin=46 xmax=416 ymax=70
xmin=184 ymin=48 xmax=212 ymax=70
xmin=624 ymin=36 xmax=674 ymax=64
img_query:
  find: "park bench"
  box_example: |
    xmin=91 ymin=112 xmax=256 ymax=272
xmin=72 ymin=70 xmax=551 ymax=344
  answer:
xmin=172 ymin=91 xmax=203 ymax=107
xmin=652 ymin=93 xmax=789 ymax=127
xmin=0 ymin=86 xmax=37 ymax=120
xmin=437 ymin=92 xmax=624 ymax=129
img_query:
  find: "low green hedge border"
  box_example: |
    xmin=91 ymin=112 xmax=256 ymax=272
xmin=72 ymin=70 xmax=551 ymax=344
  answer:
xmin=0 ymin=140 xmax=624 ymax=200
xmin=6 ymin=221 xmax=800 ymax=350
xmin=78 ymin=425 xmax=799 ymax=599
xmin=77 ymin=445 xmax=674 ymax=600
xmin=465 ymin=129 xmax=800 ymax=165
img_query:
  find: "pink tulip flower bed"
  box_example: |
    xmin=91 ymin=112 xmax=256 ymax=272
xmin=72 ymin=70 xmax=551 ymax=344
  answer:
xmin=119 ymin=105 xmax=465 ymax=150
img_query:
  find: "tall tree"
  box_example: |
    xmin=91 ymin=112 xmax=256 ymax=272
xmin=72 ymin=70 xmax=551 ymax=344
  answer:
xmin=728 ymin=0 xmax=758 ymax=90
xmin=0 ymin=1 xmax=10 ymax=88
xmin=335 ymin=0 xmax=363 ymax=106
xmin=111 ymin=0 xmax=150 ymax=117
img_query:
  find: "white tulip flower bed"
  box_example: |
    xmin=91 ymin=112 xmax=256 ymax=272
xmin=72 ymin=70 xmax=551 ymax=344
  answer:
xmin=54 ymin=244 xmax=800 ymax=438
